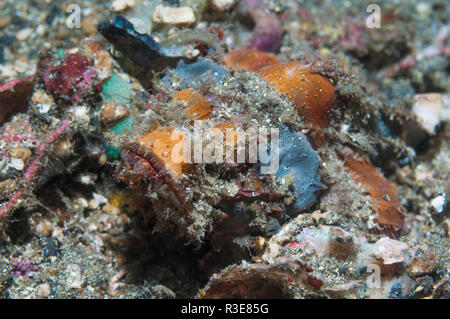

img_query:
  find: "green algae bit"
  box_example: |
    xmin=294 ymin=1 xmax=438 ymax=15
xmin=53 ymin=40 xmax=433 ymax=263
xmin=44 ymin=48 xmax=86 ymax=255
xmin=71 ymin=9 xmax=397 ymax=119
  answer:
xmin=101 ymin=73 xmax=135 ymax=134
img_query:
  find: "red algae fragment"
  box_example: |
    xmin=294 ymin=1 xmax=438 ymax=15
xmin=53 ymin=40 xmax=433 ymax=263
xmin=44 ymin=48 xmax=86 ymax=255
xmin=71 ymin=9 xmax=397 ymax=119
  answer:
xmin=258 ymin=62 xmax=335 ymax=128
xmin=224 ymin=49 xmax=279 ymax=71
xmin=43 ymin=54 xmax=98 ymax=103
xmin=0 ymin=79 xmax=33 ymax=124
xmin=172 ymin=89 xmax=212 ymax=120
xmin=340 ymin=149 xmax=405 ymax=236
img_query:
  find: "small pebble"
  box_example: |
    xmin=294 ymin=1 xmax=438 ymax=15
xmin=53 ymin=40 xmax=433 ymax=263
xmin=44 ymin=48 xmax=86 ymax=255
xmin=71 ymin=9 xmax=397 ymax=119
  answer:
xmin=89 ymin=192 xmax=108 ymax=209
xmin=94 ymin=50 xmax=113 ymax=80
xmin=36 ymin=218 xmax=54 ymax=237
xmin=16 ymin=28 xmax=33 ymax=41
xmin=407 ymin=247 xmax=439 ymax=277
xmin=32 ymin=89 xmax=54 ymax=114
xmin=103 ymin=203 xmax=120 ymax=216
xmin=412 ymin=93 xmax=443 ymax=135
xmin=0 ymin=64 xmax=18 ymax=78
xmin=9 ymin=158 xmax=24 ymax=171
xmin=152 ymin=5 xmax=196 ymax=26
xmin=32 ymin=89 xmax=53 ymax=105
xmin=101 ymin=102 xmax=129 ymax=126
xmin=10 ymin=147 xmax=32 ymax=165
xmin=110 ymin=0 xmax=136 ymax=12
xmin=0 ymin=16 xmax=11 ymax=29
xmin=430 ymin=194 xmax=446 ymax=214
xmin=52 ymin=227 xmax=65 ymax=241
xmin=211 ymin=0 xmax=235 ymax=12
xmin=66 ymin=264 xmax=83 ymax=288
xmin=416 ymin=3 xmax=431 ymax=19
xmin=38 ymin=283 xmax=51 ymax=298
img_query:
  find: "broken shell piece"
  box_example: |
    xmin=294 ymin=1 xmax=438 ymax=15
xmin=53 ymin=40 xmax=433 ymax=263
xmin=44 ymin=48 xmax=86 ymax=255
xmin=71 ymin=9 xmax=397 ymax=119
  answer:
xmin=430 ymin=193 xmax=446 ymax=215
xmin=9 ymin=147 xmax=32 ymax=169
xmin=152 ymin=5 xmax=196 ymax=26
xmin=412 ymin=93 xmax=445 ymax=135
xmin=110 ymin=0 xmax=135 ymax=12
xmin=94 ymin=50 xmax=114 ymax=80
xmin=16 ymin=28 xmax=33 ymax=41
xmin=89 ymin=192 xmax=109 ymax=209
xmin=31 ymin=89 xmax=54 ymax=105
xmin=211 ymin=0 xmax=236 ymax=12
xmin=373 ymin=237 xmax=409 ymax=265
xmin=36 ymin=218 xmax=54 ymax=237
xmin=370 ymin=237 xmax=411 ymax=276
xmin=101 ymin=102 xmax=129 ymax=126
xmin=9 ymin=158 xmax=25 ymax=171
xmin=31 ymin=89 xmax=54 ymax=114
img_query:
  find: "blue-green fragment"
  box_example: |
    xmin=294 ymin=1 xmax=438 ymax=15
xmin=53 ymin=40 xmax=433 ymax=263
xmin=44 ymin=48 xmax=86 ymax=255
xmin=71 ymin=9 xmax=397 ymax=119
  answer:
xmin=101 ymin=73 xmax=135 ymax=134
xmin=106 ymin=145 xmax=120 ymax=159
xmin=110 ymin=116 xmax=134 ymax=134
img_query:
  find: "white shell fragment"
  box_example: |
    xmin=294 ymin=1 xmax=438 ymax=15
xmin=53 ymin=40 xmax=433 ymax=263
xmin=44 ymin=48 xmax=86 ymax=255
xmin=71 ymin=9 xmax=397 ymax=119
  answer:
xmin=110 ymin=0 xmax=135 ymax=12
xmin=412 ymin=93 xmax=447 ymax=135
xmin=211 ymin=0 xmax=236 ymax=12
xmin=152 ymin=5 xmax=196 ymax=26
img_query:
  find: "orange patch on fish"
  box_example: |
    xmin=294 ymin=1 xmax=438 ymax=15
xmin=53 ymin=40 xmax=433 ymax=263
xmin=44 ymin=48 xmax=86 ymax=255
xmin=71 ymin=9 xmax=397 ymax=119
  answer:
xmin=258 ymin=61 xmax=335 ymax=129
xmin=138 ymin=127 xmax=186 ymax=176
xmin=173 ymin=89 xmax=212 ymax=120
xmin=224 ymin=49 xmax=280 ymax=71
